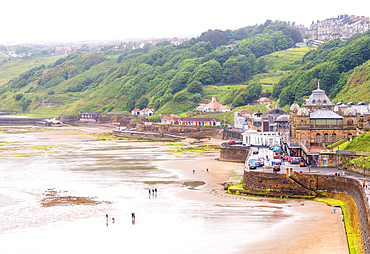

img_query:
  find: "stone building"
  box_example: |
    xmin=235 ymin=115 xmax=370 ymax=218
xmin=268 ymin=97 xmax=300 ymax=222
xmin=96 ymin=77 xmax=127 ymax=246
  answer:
xmin=308 ymin=14 xmax=370 ymax=41
xmin=289 ymin=83 xmax=362 ymax=147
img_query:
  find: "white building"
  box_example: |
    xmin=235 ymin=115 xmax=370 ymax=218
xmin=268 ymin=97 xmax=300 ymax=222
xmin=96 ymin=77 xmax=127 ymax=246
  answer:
xmin=197 ymin=95 xmax=231 ymax=113
xmin=242 ymin=129 xmax=281 ymax=147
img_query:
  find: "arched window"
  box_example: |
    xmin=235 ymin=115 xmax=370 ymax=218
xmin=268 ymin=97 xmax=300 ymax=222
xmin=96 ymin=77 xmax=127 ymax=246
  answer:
xmin=300 ymin=119 xmax=306 ymax=125
xmin=347 ymin=119 xmax=353 ymax=125
xmin=324 ymin=133 xmax=329 ymax=143
xmin=347 ymin=133 xmax=353 ymax=141
xmin=332 ymin=133 xmax=337 ymax=142
xmin=300 ymin=134 xmax=306 ymax=146
xmin=312 ymin=99 xmax=316 ymax=104
xmin=316 ymin=133 xmax=321 ymax=143
xmin=323 ymin=100 xmax=327 ymax=104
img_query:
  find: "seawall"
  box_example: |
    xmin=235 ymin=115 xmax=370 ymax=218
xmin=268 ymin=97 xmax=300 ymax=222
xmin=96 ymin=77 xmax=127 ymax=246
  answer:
xmin=239 ymin=170 xmax=370 ymax=252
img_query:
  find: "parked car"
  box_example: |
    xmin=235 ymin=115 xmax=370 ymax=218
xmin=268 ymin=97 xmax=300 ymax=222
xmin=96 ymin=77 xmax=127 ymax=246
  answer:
xmin=252 ymin=149 xmax=259 ymax=154
xmin=272 ymin=147 xmax=280 ymax=152
xmin=235 ymin=139 xmax=243 ymax=144
xmin=249 ymin=161 xmax=257 ymax=169
xmin=272 ymin=159 xmax=281 ymax=165
xmin=273 ymin=165 xmax=280 ymax=172
xmin=229 ymin=140 xmax=235 ymax=144
xmin=291 ymin=159 xmax=300 ymax=164
xmin=300 ymin=162 xmax=306 ymax=167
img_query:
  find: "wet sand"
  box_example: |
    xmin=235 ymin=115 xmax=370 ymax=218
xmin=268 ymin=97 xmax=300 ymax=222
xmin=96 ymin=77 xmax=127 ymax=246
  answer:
xmin=3 ymin=125 xmax=349 ymax=253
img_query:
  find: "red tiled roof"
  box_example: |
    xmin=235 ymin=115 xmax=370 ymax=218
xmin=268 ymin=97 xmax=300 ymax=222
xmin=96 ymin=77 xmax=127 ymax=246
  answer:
xmin=141 ymin=108 xmax=155 ymax=113
xmin=258 ymin=97 xmax=272 ymax=102
xmin=161 ymin=116 xmax=180 ymax=121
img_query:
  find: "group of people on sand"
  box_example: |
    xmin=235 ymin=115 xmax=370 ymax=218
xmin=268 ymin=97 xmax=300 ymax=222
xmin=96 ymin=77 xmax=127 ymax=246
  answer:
xmin=105 ymin=213 xmax=135 ymax=225
xmin=149 ymin=188 xmax=157 ymax=195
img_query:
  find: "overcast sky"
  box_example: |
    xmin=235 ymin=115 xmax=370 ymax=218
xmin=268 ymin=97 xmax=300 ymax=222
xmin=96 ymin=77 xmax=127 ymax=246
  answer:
xmin=2 ymin=0 xmax=370 ymax=44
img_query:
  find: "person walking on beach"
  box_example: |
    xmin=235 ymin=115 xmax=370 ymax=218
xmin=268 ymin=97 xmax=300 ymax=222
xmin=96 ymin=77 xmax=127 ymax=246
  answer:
xmin=106 ymin=214 xmax=108 ymax=220
xmin=155 ymin=188 xmax=157 ymax=194
xmin=363 ymin=181 xmax=366 ymax=188
xmin=131 ymin=212 xmax=135 ymax=220
xmin=206 ymin=168 xmax=208 ymax=173
xmin=149 ymin=189 xmax=151 ymax=195
xmin=193 ymin=170 xmax=195 ymax=174
xmin=333 ymin=207 xmax=336 ymax=214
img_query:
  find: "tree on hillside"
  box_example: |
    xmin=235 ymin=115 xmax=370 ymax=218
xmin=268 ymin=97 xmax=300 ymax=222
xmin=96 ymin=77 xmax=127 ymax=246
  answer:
xmin=0 ymin=44 xmax=7 ymax=52
xmin=282 ymin=27 xmax=303 ymax=44
xmin=15 ymin=45 xmax=31 ymax=54
xmin=232 ymin=83 xmax=262 ymax=107
xmin=257 ymin=58 xmax=267 ymax=73
xmin=188 ymin=80 xmax=203 ymax=93
xmin=136 ymin=97 xmax=148 ymax=109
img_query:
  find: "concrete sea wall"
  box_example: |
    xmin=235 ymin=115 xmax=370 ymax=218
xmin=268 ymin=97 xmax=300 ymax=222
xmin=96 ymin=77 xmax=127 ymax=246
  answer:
xmin=240 ymin=170 xmax=370 ymax=252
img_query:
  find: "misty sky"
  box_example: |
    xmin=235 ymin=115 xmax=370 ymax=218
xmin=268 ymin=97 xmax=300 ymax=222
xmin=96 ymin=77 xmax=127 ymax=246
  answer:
xmin=2 ymin=0 xmax=370 ymax=44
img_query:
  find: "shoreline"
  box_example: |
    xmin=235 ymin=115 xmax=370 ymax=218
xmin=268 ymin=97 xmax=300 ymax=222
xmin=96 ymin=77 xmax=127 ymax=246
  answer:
xmin=0 ymin=125 xmax=350 ymax=253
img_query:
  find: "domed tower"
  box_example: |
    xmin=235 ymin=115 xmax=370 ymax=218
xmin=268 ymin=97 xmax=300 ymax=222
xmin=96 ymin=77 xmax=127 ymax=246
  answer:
xmin=289 ymin=102 xmax=300 ymax=125
xmin=303 ymin=81 xmax=334 ymax=111
xmin=343 ymin=106 xmax=358 ymax=127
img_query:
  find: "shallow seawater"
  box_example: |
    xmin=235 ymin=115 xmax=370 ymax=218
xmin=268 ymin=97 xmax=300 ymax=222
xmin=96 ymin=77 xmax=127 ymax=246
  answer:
xmin=0 ymin=139 xmax=294 ymax=254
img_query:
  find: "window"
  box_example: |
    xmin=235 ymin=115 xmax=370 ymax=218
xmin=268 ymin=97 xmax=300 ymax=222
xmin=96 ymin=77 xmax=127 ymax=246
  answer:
xmin=323 ymin=158 xmax=328 ymax=166
xmin=300 ymin=134 xmax=306 ymax=145
xmin=316 ymin=133 xmax=321 ymax=143
xmin=332 ymin=133 xmax=337 ymax=142
xmin=312 ymin=99 xmax=316 ymax=104
xmin=324 ymin=133 xmax=329 ymax=143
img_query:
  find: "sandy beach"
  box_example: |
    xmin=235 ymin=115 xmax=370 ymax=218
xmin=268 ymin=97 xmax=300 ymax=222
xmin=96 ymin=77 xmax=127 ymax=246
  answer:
xmin=1 ymin=125 xmax=349 ymax=253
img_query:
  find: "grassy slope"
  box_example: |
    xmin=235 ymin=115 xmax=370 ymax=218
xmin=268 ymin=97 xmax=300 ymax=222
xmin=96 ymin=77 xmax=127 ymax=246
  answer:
xmin=343 ymin=133 xmax=370 ymax=152
xmin=250 ymin=47 xmax=310 ymax=84
xmin=332 ymin=60 xmax=370 ymax=103
xmin=0 ymin=55 xmax=65 ymax=85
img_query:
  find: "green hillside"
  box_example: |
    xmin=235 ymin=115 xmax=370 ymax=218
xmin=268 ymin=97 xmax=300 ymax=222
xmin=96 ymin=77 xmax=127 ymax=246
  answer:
xmin=332 ymin=60 xmax=370 ymax=103
xmin=272 ymin=31 xmax=370 ymax=106
xmin=0 ymin=20 xmax=304 ymax=116
xmin=0 ymin=54 xmax=64 ymax=85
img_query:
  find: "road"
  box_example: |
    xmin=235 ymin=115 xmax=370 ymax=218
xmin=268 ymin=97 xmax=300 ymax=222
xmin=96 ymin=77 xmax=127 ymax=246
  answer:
xmin=247 ymin=147 xmax=370 ymax=201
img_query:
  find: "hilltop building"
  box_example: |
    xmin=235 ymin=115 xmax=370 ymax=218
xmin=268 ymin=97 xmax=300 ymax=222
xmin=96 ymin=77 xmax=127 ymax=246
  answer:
xmin=308 ymin=14 xmax=370 ymax=41
xmin=55 ymin=46 xmax=72 ymax=55
xmin=113 ymin=42 xmax=138 ymax=50
xmin=196 ymin=95 xmax=231 ymax=113
xmin=257 ymin=97 xmax=272 ymax=105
